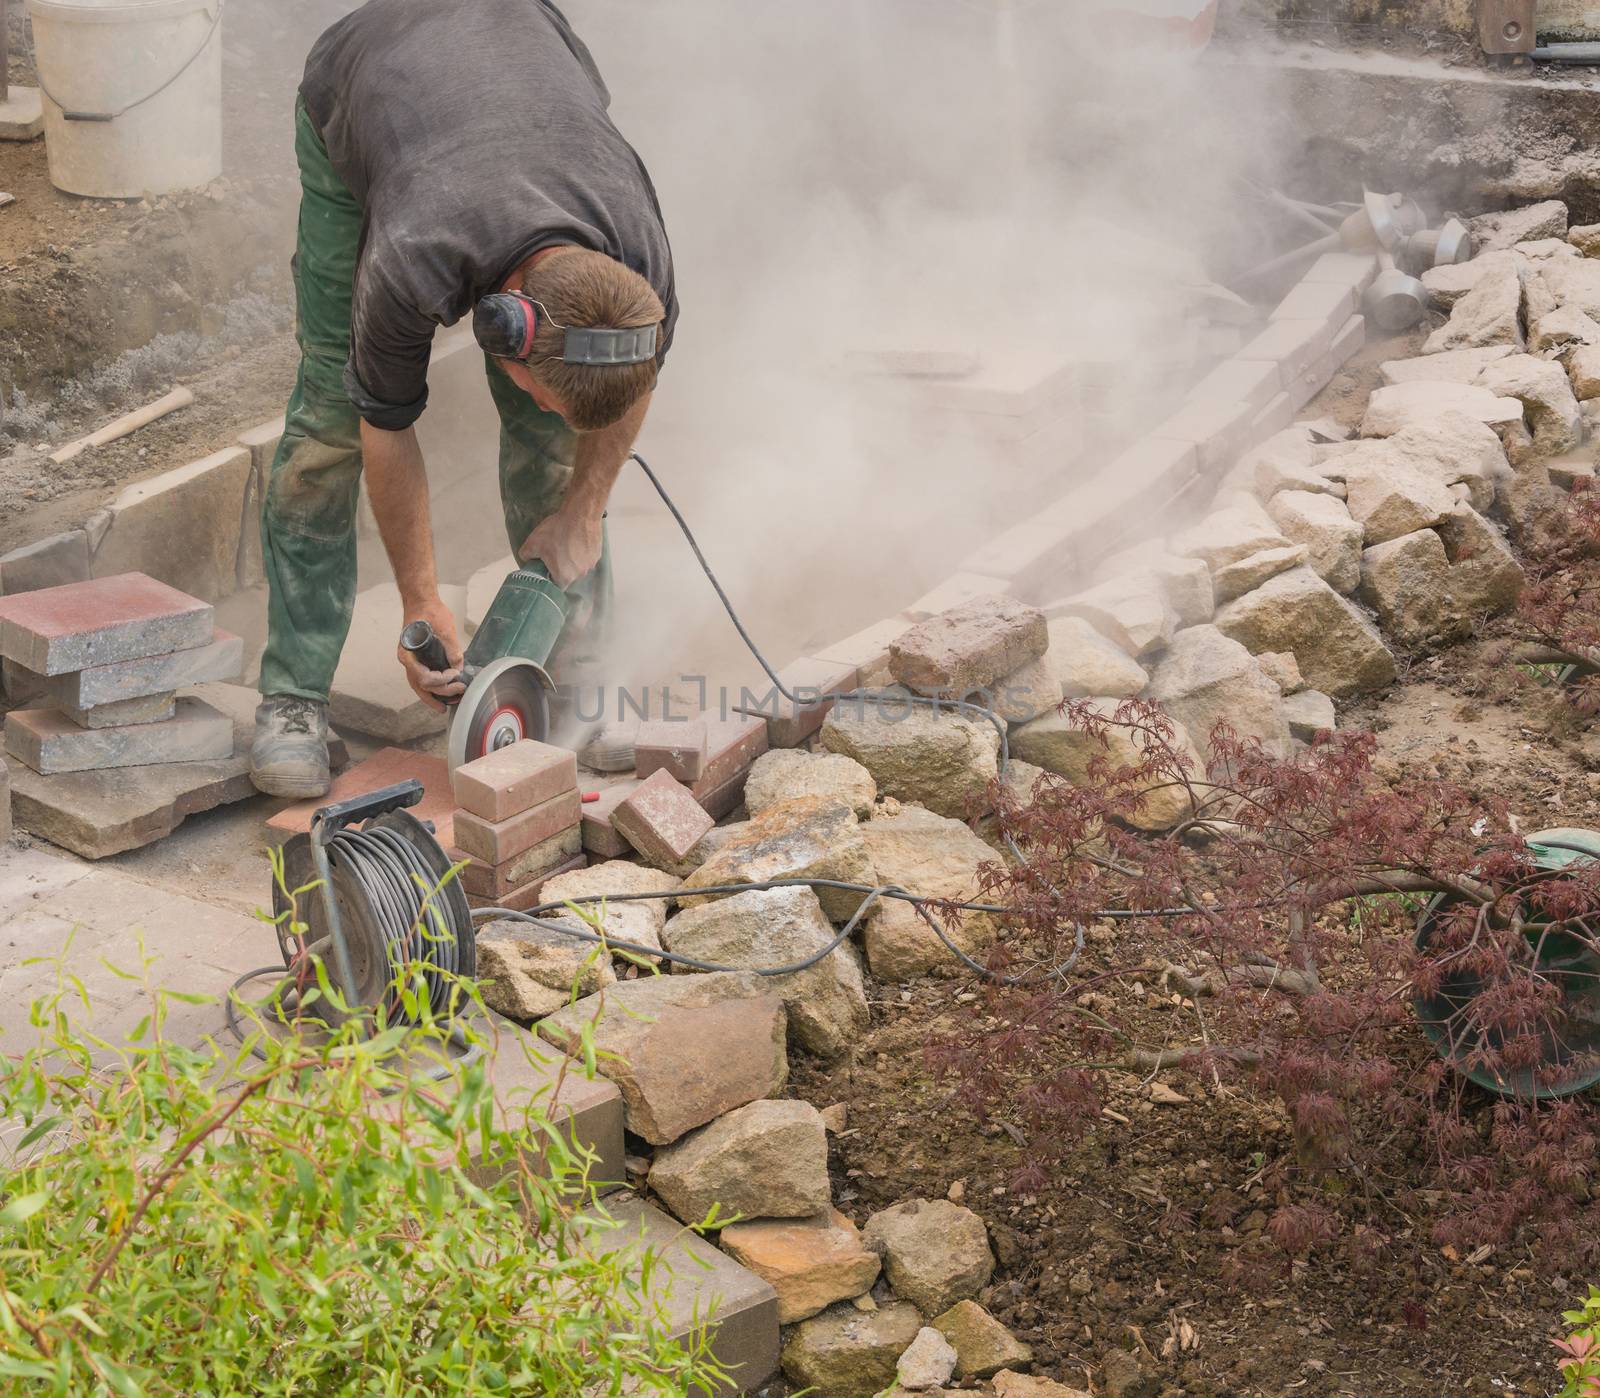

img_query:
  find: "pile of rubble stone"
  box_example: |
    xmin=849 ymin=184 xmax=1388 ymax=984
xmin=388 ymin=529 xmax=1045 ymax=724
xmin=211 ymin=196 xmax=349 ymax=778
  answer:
xmin=462 ymin=197 xmax=1600 ymax=1394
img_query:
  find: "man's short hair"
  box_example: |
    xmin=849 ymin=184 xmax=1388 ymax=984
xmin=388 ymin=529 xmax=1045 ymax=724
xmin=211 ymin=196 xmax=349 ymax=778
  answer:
xmin=521 ymin=249 xmax=663 ymax=431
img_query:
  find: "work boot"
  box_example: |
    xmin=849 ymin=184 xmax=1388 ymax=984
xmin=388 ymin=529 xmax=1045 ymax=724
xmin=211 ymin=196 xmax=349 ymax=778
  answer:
xmin=250 ymin=696 xmax=331 ymax=799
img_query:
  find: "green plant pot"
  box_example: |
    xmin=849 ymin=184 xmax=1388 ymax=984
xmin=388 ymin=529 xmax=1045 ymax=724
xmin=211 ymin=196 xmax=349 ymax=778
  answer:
xmin=1413 ymin=828 xmax=1600 ymax=1099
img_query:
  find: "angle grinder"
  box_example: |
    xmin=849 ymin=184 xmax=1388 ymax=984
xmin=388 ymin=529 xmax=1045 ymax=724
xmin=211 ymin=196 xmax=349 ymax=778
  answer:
xmin=399 ymin=561 xmax=571 ymax=773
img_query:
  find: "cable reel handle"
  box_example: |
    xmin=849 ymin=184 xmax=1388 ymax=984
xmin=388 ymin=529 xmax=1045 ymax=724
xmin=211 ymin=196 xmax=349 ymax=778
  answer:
xmin=309 ymin=778 xmax=426 ymax=845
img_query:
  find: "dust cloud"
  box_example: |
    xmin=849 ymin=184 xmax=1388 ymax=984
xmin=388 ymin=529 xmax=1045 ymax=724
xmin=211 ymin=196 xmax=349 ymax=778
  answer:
xmin=527 ymin=0 xmax=1283 ymax=710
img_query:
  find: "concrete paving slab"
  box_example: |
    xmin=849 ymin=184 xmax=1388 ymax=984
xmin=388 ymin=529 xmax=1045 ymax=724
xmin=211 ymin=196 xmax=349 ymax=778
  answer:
xmin=5 ymin=697 xmax=233 ymax=775
xmin=0 ymin=846 xmax=267 ymax=1050
xmin=6 ymin=683 xmax=345 ymax=860
xmin=266 ymin=746 xmax=456 ymax=848
xmin=45 ymin=628 xmax=243 ymax=708
xmin=580 ymin=1196 xmax=780 ymax=1396
xmin=93 ymin=448 xmax=253 ymax=603
xmin=0 ymin=574 xmax=213 ymax=676
xmin=329 ymin=582 xmax=466 ymax=743
xmin=477 ymin=1015 xmax=626 ymax=1192
xmin=0 ymin=844 xmax=95 ymax=922
xmin=0 ymin=530 xmax=91 ymax=595
xmin=0 ymin=87 xmax=43 ymax=141
xmin=61 ymin=691 xmax=177 ymax=729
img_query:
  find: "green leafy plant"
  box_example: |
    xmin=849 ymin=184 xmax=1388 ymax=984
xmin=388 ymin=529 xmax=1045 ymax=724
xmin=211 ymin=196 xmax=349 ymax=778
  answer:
xmin=0 ymin=949 xmax=725 ymax=1395
xmin=1557 ymin=1288 xmax=1600 ymax=1398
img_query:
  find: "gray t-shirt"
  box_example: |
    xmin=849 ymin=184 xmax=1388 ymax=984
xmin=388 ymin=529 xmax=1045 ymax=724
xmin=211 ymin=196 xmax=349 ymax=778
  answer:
xmin=300 ymin=0 xmax=677 ymax=430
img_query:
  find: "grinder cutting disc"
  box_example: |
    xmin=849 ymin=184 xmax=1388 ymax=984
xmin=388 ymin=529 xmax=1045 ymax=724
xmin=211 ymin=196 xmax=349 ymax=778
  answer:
xmin=447 ymin=656 xmax=552 ymax=773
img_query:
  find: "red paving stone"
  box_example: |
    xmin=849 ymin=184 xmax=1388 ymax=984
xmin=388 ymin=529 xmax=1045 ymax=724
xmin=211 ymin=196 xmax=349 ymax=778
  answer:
xmin=453 ymin=788 xmax=583 ymax=865
xmin=634 ymin=718 xmax=708 ymax=783
xmin=734 ymin=659 xmax=857 ymax=748
xmin=581 ymin=778 xmax=640 ymax=858
xmin=450 ymin=738 xmax=578 ymax=822
xmin=464 ymin=853 xmax=588 ymax=912
xmin=0 ymin=574 xmax=214 ymax=676
xmin=613 ymin=769 xmax=715 ymax=866
xmin=453 ymin=826 xmax=585 ymax=899
xmin=690 ymin=715 xmax=769 ymax=806
xmin=266 ymin=747 xmax=457 ymax=849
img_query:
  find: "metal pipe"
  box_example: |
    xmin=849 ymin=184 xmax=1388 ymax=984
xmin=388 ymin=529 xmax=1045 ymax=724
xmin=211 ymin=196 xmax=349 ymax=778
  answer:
xmin=1232 ymin=231 xmax=1340 ymax=289
xmin=1531 ymin=42 xmax=1600 ymax=63
xmin=2 ymin=0 xmax=11 ymax=106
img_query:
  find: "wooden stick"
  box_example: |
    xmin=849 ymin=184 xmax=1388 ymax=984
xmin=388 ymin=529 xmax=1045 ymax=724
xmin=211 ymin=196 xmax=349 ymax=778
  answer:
xmin=50 ymin=387 xmax=195 ymax=465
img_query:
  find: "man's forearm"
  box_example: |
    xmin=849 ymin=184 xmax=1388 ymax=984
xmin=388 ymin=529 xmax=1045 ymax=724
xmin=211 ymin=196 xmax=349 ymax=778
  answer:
xmin=561 ymin=392 xmax=650 ymax=525
xmin=361 ymin=421 xmax=440 ymax=610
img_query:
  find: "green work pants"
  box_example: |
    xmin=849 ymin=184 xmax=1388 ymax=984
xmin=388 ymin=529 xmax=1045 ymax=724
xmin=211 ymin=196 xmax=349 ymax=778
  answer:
xmin=258 ymin=99 xmax=611 ymax=703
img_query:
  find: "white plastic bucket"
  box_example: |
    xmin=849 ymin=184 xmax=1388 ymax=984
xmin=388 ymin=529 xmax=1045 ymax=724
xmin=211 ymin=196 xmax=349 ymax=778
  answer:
xmin=26 ymin=0 xmax=223 ymax=198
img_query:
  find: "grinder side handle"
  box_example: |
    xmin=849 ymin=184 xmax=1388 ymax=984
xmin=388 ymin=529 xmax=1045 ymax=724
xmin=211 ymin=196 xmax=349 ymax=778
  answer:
xmin=399 ymin=620 xmax=467 ymax=703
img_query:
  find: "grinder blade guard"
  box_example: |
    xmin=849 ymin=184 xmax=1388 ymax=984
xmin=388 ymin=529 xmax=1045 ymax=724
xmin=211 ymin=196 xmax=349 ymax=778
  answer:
xmin=400 ymin=561 xmax=572 ymax=772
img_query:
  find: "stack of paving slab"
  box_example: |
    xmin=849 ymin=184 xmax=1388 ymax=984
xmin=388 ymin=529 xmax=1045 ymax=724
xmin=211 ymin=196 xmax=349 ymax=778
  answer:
xmin=0 ymin=574 xmax=241 ymax=776
xmin=0 ymin=574 xmax=252 ymax=858
xmin=579 ymin=714 xmax=769 ymax=861
xmin=451 ymin=740 xmax=588 ymax=911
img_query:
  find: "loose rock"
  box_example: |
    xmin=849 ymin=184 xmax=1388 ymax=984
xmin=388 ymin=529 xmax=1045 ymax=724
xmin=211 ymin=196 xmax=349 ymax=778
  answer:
xmin=1255 ymin=650 xmax=1306 ymax=694
xmin=1422 ymin=257 xmax=1525 ymax=353
xmin=1570 ymin=222 xmax=1600 ymax=256
xmin=1266 ymin=490 xmax=1363 ymax=594
xmin=781 ymin=1301 xmax=923 ymax=1398
xmin=663 ymin=886 xmax=869 ymax=1059
xmin=858 ymin=804 xmax=999 ymax=981
xmin=1477 ymin=353 xmax=1583 ymax=457
xmin=1144 ymin=625 xmax=1291 ymax=765
xmin=720 ymin=1209 xmax=881 ymax=1324
xmin=1342 ymin=461 xmax=1456 ymax=546
xmin=648 ymin=1097 xmax=830 ymax=1223
xmin=743 ymin=747 xmax=876 ymax=820
xmin=536 ymin=972 xmax=787 ymax=1144
xmin=1569 ymin=344 xmax=1600 ymax=400
xmin=1170 ymin=502 xmax=1290 ymax=577
xmin=1418 ymin=250 xmax=1521 ymax=310
xmin=541 ymin=860 xmax=679 ymax=954
xmin=1328 ymin=412 xmax=1508 ymax=514
xmin=897 ymin=1327 xmax=959 ymax=1391
xmin=992 ymin=1374 xmax=1092 ymax=1398
xmin=821 ymin=698 xmax=1000 ymax=820
xmin=1283 ymin=688 xmax=1336 ymax=741
xmin=1470 ymin=200 xmax=1567 ymax=252
xmin=1439 ymin=503 xmax=1526 ymax=614
xmin=1211 ymin=544 xmax=1308 ymax=606
xmin=1011 ymin=699 xmax=1204 ymax=830
xmin=933 ymin=1299 xmax=1035 ymax=1379
xmin=862 ymin=1197 xmax=996 ymax=1316
xmin=1359 ymin=381 xmax=1523 ymax=438
xmin=678 ymin=795 xmax=874 ymax=922
xmin=1529 ymin=253 xmax=1600 ymax=320
xmin=987 ymin=652 xmax=1063 ymax=724
xmin=1531 ymin=305 xmax=1600 ymax=355
xmin=1047 ymin=571 xmax=1177 ymax=657
xmin=889 ymin=596 xmax=1048 ymax=698
xmin=474 ymin=920 xmax=616 ymax=1021
xmin=1044 ymin=615 xmax=1149 ymax=699
xmin=1379 ymin=345 xmax=1516 ymax=385
xmin=1213 ymin=566 xmax=1396 ymax=698
xmin=1101 ymin=544 xmax=1215 ymax=627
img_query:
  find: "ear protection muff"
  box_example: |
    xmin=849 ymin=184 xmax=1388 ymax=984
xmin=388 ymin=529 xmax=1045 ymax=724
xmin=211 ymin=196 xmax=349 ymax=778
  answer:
xmin=473 ymin=292 xmax=658 ymax=366
xmin=474 ymin=292 xmax=540 ymax=362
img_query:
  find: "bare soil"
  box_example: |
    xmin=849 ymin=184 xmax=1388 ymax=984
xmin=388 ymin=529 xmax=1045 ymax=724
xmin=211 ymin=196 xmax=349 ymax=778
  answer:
xmin=776 ymin=633 xmax=1595 ymax=1398
xmin=0 ymin=0 xmax=347 ymax=550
